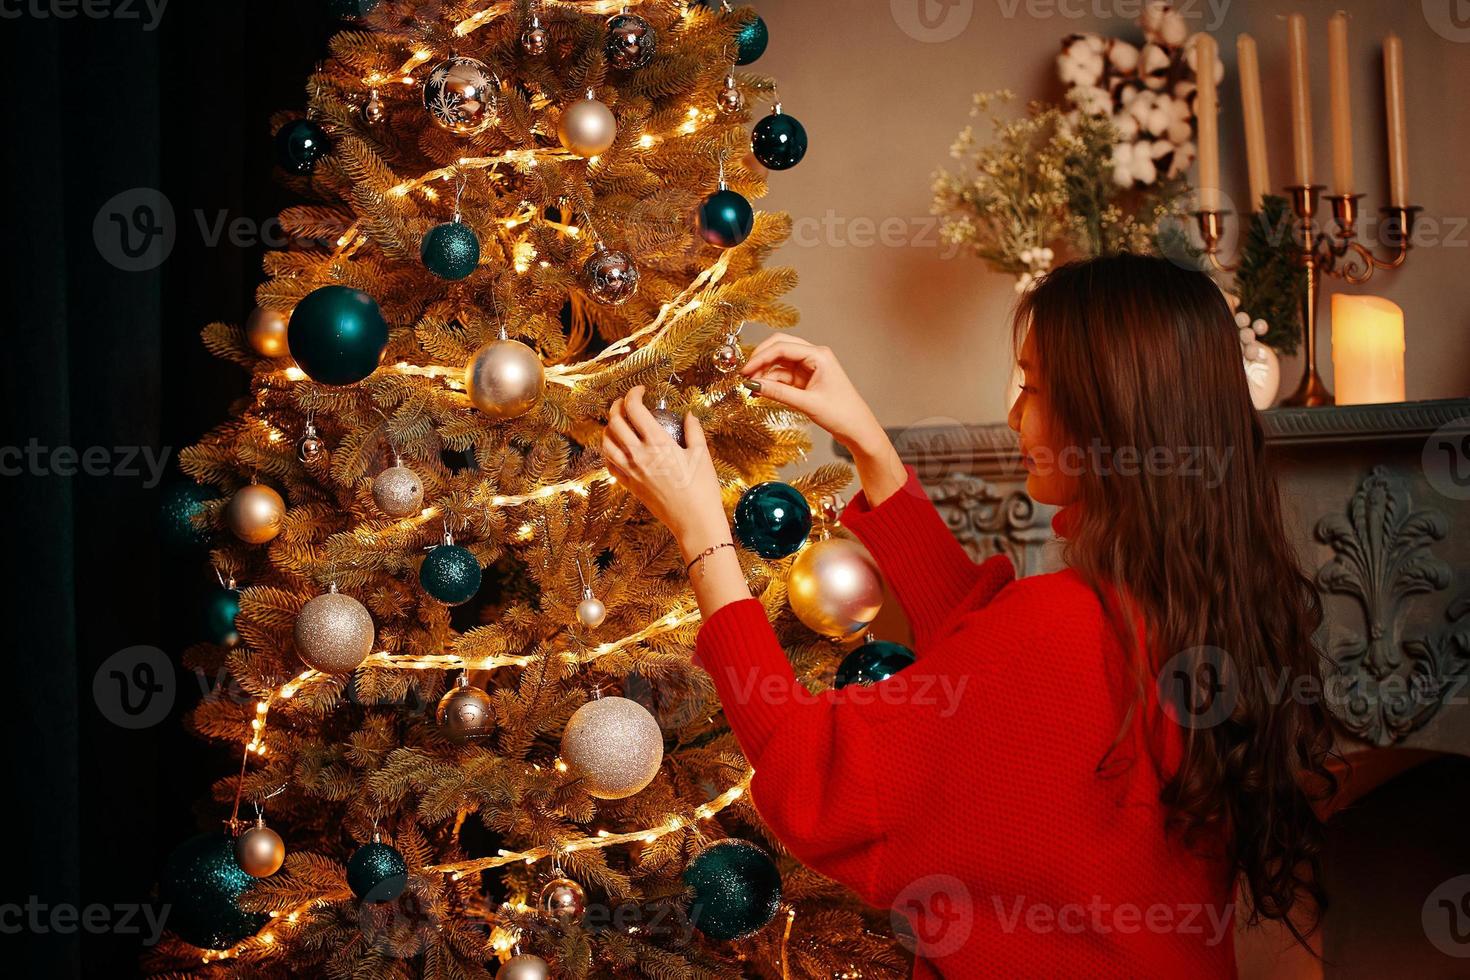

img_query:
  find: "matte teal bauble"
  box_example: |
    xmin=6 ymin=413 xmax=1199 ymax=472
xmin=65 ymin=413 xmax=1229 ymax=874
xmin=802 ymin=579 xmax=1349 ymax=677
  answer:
xmin=347 ymin=840 xmax=408 ymax=903
xmin=697 ymin=188 xmax=754 ymax=249
xmin=733 ymin=482 xmax=811 ymax=559
xmin=834 ymin=639 xmax=916 ymax=689
xmin=421 ymin=221 xmax=481 ymax=280
xmin=287 ymin=285 xmax=389 ymax=386
xmin=420 ymin=543 xmax=482 ymax=605
xmin=202 ymin=586 xmax=241 ymax=646
xmin=159 ymin=833 xmax=269 ymax=949
xmin=683 ymin=839 xmax=782 ymax=940
xmin=275 ymin=119 xmax=330 ymax=175
xmin=735 ymin=15 xmax=769 ymax=65
xmin=159 ymin=482 xmax=217 ymax=552
xmin=752 ymin=107 xmax=807 ymax=171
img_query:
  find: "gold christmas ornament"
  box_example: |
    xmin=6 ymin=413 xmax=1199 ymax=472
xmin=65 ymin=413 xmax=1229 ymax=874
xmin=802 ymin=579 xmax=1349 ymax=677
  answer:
xmin=712 ymin=333 xmax=743 ymax=373
xmin=560 ymin=695 xmax=663 ymax=800
xmin=235 ymin=817 xmax=286 ymax=878
xmin=436 ymin=674 xmax=493 ymax=742
xmin=294 ymin=585 xmax=375 ymax=674
xmin=363 ymin=88 xmax=384 ymax=125
xmin=787 ymin=535 xmax=884 ymax=638
xmin=422 ymin=56 xmax=498 ymax=136
xmin=557 ymin=91 xmax=617 ymax=157
xmin=496 ymin=954 xmax=550 ymax=980
xmin=245 ymin=306 xmax=291 ymax=358
xmin=372 ymin=458 xmax=423 ymax=517
xmin=716 ymin=74 xmax=745 ymax=115
xmin=576 ymin=588 xmax=607 ymax=629
xmin=520 ymin=15 xmax=549 ymax=56
xmin=225 ymin=483 xmax=286 ymax=544
xmin=539 ymin=876 xmax=586 ymax=921
xmin=465 ymin=335 xmax=545 ymax=421
xmin=297 ymin=419 xmax=326 ymax=464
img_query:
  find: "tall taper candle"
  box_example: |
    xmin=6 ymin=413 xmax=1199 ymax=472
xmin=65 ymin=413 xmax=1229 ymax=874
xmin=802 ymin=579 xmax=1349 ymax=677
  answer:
xmin=1194 ymin=33 xmax=1220 ymax=210
xmin=1237 ymin=34 xmax=1270 ymax=209
xmin=1327 ymin=12 xmax=1353 ymax=195
xmin=1384 ymin=32 xmax=1409 ymax=207
xmin=1287 ymin=13 xmax=1314 ymax=187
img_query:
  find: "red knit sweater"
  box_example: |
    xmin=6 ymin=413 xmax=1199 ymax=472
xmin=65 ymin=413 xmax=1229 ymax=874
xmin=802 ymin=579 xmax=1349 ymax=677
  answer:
xmin=693 ymin=466 xmax=1237 ymax=978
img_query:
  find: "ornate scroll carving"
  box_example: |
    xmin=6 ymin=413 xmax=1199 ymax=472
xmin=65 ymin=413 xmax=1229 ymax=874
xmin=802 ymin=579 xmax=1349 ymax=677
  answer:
xmin=1316 ymin=466 xmax=1469 ymax=746
xmin=922 ymin=473 xmax=1057 ymax=577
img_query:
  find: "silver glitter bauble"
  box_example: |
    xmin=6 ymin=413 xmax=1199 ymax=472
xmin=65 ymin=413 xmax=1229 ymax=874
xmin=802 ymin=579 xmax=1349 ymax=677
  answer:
xmin=422 ymin=56 xmax=497 ymax=136
xmin=520 ymin=17 xmax=549 ymax=56
xmin=465 ymin=338 xmax=545 ymax=421
xmin=716 ymin=75 xmax=745 ymax=114
xmin=226 ymin=483 xmax=286 ymax=544
xmin=245 ymin=305 xmax=291 ymax=358
xmin=294 ymin=588 xmax=375 ymax=673
xmin=651 ymin=406 xmax=685 ymax=447
xmin=576 ymin=589 xmax=607 ymax=629
xmin=582 ymin=245 xmax=640 ymax=305
xmin=363 ymin=89 xmax=385 ymax=125
xmin=539 ymin=876 xmax=586 ymax=921
xmin=605 ymin=12 xmax=656 ymax=71
xmin=372 ymin=462 xmax=424 ymax=517
xmin=436 ymin=677 xmax=493 ymax=742
xmin=712 ymin=336 xmax=743 ymax=373
xmin=557 ymin=94 xmax=617 ymax=157
xmin=235 ymin=819 xmax=286 ymax=878
xmin=787 ymin=536 xmax=883 ymax=638
xmin=560 ymin=695 xmax=664 ymax=799
xmin=496 ymin=954 xmax=550 ymax=980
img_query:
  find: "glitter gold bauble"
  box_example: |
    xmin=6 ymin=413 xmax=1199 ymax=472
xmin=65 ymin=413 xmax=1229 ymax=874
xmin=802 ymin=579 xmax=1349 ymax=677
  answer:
xmin=235 ymin=820 xmax=286 ymax=878
xmin=294 ymin=587 xmax=375 ymax=673
xmin=225 ymin=483 xmax=286 ymax=544
xmin=560 ymin=695 xmax=663 ymax=800
xmin=372 ymin=461 xmax=423 ymax=517
xmin=496 ymin=954 xmax=550 ymax=980
xmin=422 ymin=56 xmax=497 ymax=136
xmin=540 ymin=876 xmax=586 ymax=921
xmin=436 ymin=676 xmax=493 ymax=742
xmin=557 ymin=94 xmax=617 ymax=157
xmin=787 ymin=536 xmax=883 ymax=638
xmin=465 ymin=338 xmax=545 ymax=421
xmin=245 ymin=306 xmax=290 ymax=358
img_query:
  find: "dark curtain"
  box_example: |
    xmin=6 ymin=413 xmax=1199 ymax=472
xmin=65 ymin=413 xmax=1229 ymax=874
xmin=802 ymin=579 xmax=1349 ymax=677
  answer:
xmin=0 ymin=4 xmax=339 ymax=975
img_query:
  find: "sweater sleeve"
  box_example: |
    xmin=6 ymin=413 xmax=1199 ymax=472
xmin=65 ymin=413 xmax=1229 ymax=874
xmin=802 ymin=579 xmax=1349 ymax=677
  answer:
xmin=839 ymin=464 xmax=1006 ymax=648
xmin=693 ymin=598 xmax=891 ymax=905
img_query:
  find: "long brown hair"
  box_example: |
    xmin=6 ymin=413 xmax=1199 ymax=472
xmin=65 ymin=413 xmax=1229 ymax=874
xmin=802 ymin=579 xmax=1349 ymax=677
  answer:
xmin=1015 ymin=254 xmax=1336 ymax=943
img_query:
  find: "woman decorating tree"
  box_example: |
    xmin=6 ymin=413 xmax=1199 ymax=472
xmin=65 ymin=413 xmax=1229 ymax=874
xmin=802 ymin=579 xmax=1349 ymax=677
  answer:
xmin=601 ymin=253 xmax=1336 ymax=978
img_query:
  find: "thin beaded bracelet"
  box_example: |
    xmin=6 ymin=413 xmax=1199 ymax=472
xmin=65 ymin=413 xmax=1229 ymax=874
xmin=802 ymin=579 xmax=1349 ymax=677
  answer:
xmin=685 ymin=541 xmax=735 ymax=578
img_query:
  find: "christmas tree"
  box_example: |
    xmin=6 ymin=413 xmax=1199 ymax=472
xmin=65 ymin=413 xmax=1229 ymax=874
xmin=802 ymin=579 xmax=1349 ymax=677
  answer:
xmin=150 ymin=1 xmax=907 ymax=977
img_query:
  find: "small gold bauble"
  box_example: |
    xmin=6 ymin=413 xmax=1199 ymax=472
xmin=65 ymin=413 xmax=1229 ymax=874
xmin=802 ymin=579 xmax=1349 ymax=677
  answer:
xmin=557 ymin=95 xmax=617 ymax=157
xmin=539 ymin=876 xmax=586 ymax=921
xmin=560 ymin=695 xmax=663 ymax=800
xmin=245 ymin=306 xmax=291 ymax=358
xmin=363 ymin=89 xmax=384 ymax=125
xmin=496 ymin=954 xmax=550 ymax=980
xmin=712 ymin=337 xmax=743 ymax=373
xmin=294 ymin=589 xmax=375 ymax=673
xmin=372 ymin=463 xmax=423 ymax=517
xmin=576 ymin=591 xmax=607 ymax=629
xmin=787 ymin=536 xmax=884 ymax=638
xmin=225 ymin=483 xmax=286 ymax=544
xmin=716 ymin=76 xmax=745 ymax=115
xmin=436 ymin=679 xmax=493 ymax=742
xmin=235 ymin=821 xmax=286 ymax=878
xmin=465 ymin=338 xmax=545 ymax=421
xmin=520 ymin=20 xmax=549 ymax=56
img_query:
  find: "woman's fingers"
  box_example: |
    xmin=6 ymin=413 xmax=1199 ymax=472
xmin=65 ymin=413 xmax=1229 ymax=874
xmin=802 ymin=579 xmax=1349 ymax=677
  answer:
xmin=747 ymin=332 xmax=813 ymax=359
xmin=741 ymin=339 xmax=827 ymax=377
xmin=606 ymin=402 xmax=641 ymax=458
xmin=749 ymin=377 xmax=819 ymax=415
xmin=683 ymin=412 xmax=707 ymax=453
xmin=622 ymin=385 xmax=666 ymax=444
xmin=601 ymin=437 xmax=632 ymax=476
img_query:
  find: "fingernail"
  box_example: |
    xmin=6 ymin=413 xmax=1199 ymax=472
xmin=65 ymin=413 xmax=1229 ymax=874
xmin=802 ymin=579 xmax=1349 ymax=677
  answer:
xmin=743 ymin=379 xmax=762 ymax=394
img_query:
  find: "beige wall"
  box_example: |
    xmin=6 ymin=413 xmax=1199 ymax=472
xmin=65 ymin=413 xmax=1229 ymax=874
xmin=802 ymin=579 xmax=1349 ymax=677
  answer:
xmin=751 ymin=0 xmax=1470 ymax=470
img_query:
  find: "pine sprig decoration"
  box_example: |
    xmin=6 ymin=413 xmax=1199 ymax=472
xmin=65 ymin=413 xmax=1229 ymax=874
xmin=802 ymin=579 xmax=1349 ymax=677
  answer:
xmin=1233 ymin=194 xmax=1305 ymax=354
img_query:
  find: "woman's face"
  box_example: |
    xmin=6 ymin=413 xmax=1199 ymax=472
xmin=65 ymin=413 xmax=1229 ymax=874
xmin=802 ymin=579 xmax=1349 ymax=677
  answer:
xmin=1006 ymin=329 xmax=1081 ymax=507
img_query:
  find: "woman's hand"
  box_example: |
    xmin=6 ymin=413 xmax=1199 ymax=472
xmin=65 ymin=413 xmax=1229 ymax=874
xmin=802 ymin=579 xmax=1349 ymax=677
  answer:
xmin=740 ymin=334 xmax=887 ymax=456
xmin=601 ymin=385 xmax=731 ymax=561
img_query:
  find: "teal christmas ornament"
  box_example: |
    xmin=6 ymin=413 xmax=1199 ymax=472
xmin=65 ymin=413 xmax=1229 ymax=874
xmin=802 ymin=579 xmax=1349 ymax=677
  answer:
xmin=751 ymin=104 xmax=807 ymax=171
xmin=834 ymin=639 xmax=917 ymax=689
xmin=159 ymin=833 xmax=269 ymax=949
xmin=733 ymin=482 xmax=811 ymax=559
xmin=697 ymin=187 xmax=754 ymax=249
xmin=275 ymin=119 xmax=330 ymax=175
xmin=420 ymin=538 xmax=482 ymax=605
xmin=287 ymin=285 xmax=389 ymax=386
xmin=202 ymin=585 xmax=241 ymax=646
xmin=421 ymin=221 xmax=480 ymax=280
xmin=347 ymin=838 xmax=408 ymax=903
xmin=159 ymin=482 xmax=217 ymax=552
xmin=683 ymin=839 xmax=782 ymax=940
xmin=735 ymin=15 xmax=768 ymax=65
xmin=326 ymin=0 xmax=380 ymax=17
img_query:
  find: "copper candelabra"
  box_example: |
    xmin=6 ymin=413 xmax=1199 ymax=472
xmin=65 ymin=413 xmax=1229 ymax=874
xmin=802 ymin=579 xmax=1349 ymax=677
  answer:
xmin=1195 ymin=188 xmax=1420 ymax=406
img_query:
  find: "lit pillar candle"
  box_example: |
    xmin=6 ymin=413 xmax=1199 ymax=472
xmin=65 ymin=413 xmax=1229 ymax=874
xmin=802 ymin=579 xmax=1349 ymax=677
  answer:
xmin=1384 ymin=32 xmax=1409 ymax=206
xmin=1237 ymin=34 xmax=1270 ymax=210
xmin=1331 ymin=294 xmax=1405 ymax=405
xmin=1327 ymin=12 xmax=1353 ymax=195
xmin=1194 ymin=33 xmax=1220 ymax=210
xmin=1287 ymin=13 xmax=1314 ymax=187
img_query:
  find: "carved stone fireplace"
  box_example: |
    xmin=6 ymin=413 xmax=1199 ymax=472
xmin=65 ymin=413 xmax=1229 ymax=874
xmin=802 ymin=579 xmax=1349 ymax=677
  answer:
xmin=839 ymin=398 xmax=1470 ymax=975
